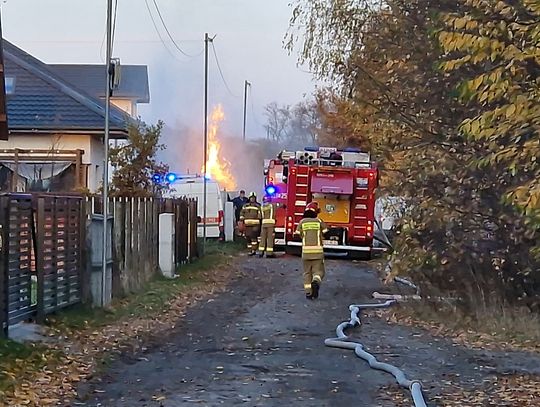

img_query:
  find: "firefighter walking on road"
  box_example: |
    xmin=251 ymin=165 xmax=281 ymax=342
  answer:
xmin=239 ymin=192 xmax=261 ymax=256
xmin=259 ymin=196 xmax=278 ymax=258
xmin=296 ymin=202 xmax=328 ymax=299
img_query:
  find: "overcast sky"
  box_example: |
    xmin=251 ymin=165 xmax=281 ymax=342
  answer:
xmin=1 ymin=0 xmax=315 ymax=139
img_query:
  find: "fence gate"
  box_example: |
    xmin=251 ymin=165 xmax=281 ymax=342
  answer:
xmin=35 ymin=196 xmax=84 ymax=321
xmin=0 ymin=194 xmax=35 ymax=336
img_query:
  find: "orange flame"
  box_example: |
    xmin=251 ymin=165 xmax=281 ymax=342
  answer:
xmin=203 ymin=105 xmax=237 ymax=191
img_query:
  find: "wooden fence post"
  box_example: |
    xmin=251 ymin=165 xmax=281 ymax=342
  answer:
xmin=35 ymin=197 xmax=45 ymax=323
xmin=79 ymin=197 xmax=90 ymax=303
xmin=0 ymin=196 xmax=9 ymax=336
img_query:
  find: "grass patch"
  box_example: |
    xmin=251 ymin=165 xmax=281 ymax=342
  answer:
xmin=49 ymin=241 xmax=242 ymax=331
xmin=400 ymin=300 xmax=540 ymax=349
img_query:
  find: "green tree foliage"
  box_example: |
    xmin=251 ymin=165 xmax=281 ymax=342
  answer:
xmin=109 ymin=120 xmax=168 ymax=197
xmin=289 ymin=0 xmax=540 ymax=310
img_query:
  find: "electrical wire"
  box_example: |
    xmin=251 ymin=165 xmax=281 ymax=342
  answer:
xmin=144 ymin=0 xmax=181 ymax=60
xmin=111 ymin=0 xmax=118 ymax=55
xmin=99 ymin=0 xmax=118 ymax=62
xmin=151 ymin=0 xmax=204 ymax=58
xmin=247 ymin=86 xmax=265 ymax=130
xmin=210 ymin=42 xmax=240 ymax=98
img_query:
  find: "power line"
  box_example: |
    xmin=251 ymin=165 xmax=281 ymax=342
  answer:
xmin=100 ymin=0 xmax=117 ymax=62
xmin=247 ymin=85 xmax=264 ymax=128
xmin=210 ymin=42 xmax=240 ymax=98
xmin=111 ymin=0 xmax=118 ymax=54
xmin=151 ymin=0 xmax=204 ymax=58
xmin=144 ymin=0 xmax=180 ymax=60
xmin=24 ymin=39 xmax=202 ymax=44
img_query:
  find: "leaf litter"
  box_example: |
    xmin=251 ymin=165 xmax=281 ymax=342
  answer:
xmin=1 ymin=259 xmax=241 ymax=406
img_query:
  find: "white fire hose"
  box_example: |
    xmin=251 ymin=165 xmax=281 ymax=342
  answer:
xmin=325 ymin=299 xmax=428 ymax=407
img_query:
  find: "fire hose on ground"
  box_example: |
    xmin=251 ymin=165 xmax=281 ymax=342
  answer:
xmin=325 ymin=299 xmax=428 ymax=407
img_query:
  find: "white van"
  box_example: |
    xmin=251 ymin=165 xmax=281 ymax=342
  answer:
xmin=165 ymin=176 xmax=224 ymax=239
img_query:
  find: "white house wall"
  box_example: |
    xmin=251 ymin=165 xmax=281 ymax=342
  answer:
xmin=90 ymin=135 xmax=105 ymax=192
xmin=111 ymin=98 xmax=137 ymax=117
xmin=0 ymin=133 xmax=107 ymax=193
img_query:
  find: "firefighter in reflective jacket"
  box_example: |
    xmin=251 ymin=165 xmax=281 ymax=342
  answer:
xmin=240 ymin=192 xmax=261 ymax=256
xmin=295 ymin=202 xmax=328 ymax=299
xmin=258 ymin=196 xmax=278 ymax=258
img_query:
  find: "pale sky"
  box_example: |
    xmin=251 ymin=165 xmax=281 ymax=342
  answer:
xmin=1 ymin=0 xmax=315 ymax=139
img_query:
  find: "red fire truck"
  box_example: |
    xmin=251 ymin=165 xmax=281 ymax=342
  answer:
xmin=282 ymin=147 xmax=379 ymax=259
xmin=263 ymin=150 xmax=295 ymax=247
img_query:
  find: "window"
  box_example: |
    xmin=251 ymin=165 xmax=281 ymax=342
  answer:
xmin=5 ymin=77 xmax=15 ymax=95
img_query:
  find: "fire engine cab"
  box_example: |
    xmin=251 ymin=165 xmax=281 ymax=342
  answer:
xmin=281 ymin=147 xmax=379 ymax=259
xmin=263 ymin=150 xmax=295 ymax=247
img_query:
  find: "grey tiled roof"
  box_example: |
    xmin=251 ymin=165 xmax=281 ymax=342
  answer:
xmin=49 ymin=64 xmax=150 ymax=103
xmin=3 ymin=40 xmax=129 ymax=136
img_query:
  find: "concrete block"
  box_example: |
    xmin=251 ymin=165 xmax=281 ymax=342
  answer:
xmin=224 ymin=201 xmax=234 ymax=242
xmin=159 ymin=213 xmax=175 ymax=278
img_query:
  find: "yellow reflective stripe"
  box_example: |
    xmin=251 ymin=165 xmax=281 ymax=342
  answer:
xmin=301 ymin=222 xmax=321 ymax=231
xmin=304 ymin=284 xmax=312 ymax=289
xmin=244 ymin=219 xmax=260 ymax=225
xmin=303 ymin=246 xmax=323 ymax=253
xmin=313 ymin=275 xmax=322 ymax=283
xmin=244 ymin=205 xmax=259 ymax=210
xmin=262 ymin=219 xmax=276 ymax=224
xmin=267 ymin=248 xmax=273 ymax=252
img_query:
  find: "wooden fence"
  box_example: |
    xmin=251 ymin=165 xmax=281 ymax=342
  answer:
xmin=0 ymin=194 xmax=197 ymax=337
xmin=84 ymin=196 xmax=198 ymax=298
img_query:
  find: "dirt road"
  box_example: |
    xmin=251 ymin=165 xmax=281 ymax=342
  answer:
xmin=77 ymin=255 xmax=540 ymax=406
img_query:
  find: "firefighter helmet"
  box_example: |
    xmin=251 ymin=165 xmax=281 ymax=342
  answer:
xmin=305 ymin=202 xmax=320 ymax=214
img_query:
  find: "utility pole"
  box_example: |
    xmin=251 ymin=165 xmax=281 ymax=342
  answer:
xmin=102 ymin=0 xmax=113 ymax=306
xmin=203 ymin=33 xmax=211 ymax=251
xmin=242 ymin=80 xmax=250 ymax=142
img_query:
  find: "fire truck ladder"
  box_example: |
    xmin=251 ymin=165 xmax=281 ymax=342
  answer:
xmin=293 ymin=165 xmax=310 ymax=218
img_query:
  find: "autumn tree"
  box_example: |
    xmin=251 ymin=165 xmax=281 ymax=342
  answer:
xmin=109 ymin=120 xmax=168 ymax=197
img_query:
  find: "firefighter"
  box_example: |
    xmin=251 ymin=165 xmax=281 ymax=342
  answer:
xmin=258 ymin=195 xmax=277 ymax=258
xmin=295 ymin=202 xmax=328 ymax=299
xmin=239 ymin=192 xmax=261 ymax=256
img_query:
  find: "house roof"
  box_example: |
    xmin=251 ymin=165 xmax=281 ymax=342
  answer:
xmin=49 ymin=64 xmax=150 ymax=103
xmin=3 ymin=40 xmax=130 ymax=137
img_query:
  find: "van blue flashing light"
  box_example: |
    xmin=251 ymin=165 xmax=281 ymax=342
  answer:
xmin=152 ymin=174 xmax=163 ymax=184
xmin=265 ymin=185 xmax=277 ymax=195
xmin=204 ymin=173 xmax=211 ymax=180
xmin=166 ymin=173 xmax=177 ymax=183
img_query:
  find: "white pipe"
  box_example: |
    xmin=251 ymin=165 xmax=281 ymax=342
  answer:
xmin=325 ymin=301 xmax=428 ymax=407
